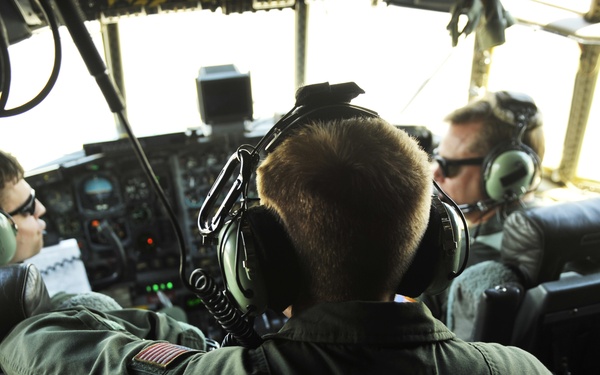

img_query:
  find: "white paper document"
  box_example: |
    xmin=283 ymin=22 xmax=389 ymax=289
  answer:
xmin=26 ymin=238 xmax=92 ymax=296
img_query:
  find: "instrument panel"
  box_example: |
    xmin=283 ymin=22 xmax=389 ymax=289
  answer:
xmin=26 ymin=131 xmax=262 ymax=340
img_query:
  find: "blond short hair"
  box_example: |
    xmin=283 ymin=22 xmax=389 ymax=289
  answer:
xmin=444 ymin=92 xmax=545 ymax=161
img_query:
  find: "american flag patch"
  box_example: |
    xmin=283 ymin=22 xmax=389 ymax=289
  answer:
xmin=133 ymin=342 xmax=198 ymax=368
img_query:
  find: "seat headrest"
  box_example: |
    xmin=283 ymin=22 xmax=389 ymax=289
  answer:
xmin=0 ymin=263 xmax=51 ymax=339
xmin=501 ymin=197 xmax=600 ymax=288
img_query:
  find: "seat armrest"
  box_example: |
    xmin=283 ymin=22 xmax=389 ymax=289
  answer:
xmin=447 ymin=260 xmax=521 ymax=341
xmin=472 ymin=283 xmax=523 ymax=344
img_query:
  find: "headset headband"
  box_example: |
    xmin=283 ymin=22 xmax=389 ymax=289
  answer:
xmin=489 ymin=91 xmax=538 ymax=141
xmin=198 ymin=82 xmax=378 ymax=237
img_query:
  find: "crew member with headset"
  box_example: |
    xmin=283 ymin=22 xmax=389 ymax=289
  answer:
xmin=0 ymin=150 xmax=47 ymax=267
xmin=0 ymin=82 xmax=550 ymax=374
xmin=0 ymin=149 xmax=206 ymax=352
xmin=432 ymin=90 xmax=545 ymax=268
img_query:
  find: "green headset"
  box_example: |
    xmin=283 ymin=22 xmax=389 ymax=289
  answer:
xmin=197 ymin=82 xmax=469 ymax=317
xmin=481 ymin=91 xmax=541 ymax=202
xmin=458 ymin=91 xmax=542 ymax=214
xmin=0 ymin=210 xmax=18 ymax=265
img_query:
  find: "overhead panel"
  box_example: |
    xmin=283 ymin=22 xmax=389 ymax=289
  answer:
xmin=76 ymin=0 xmax=296 ymax=21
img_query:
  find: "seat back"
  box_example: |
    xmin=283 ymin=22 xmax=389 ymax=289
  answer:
xmin=501 ymin=197 xmax=600 ymax=289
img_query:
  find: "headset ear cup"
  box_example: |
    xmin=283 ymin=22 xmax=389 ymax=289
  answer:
xmin=0 ymin=211 xmax=18 ymax=266
xmin=397 ymin=196 xmax=465 ymax=297
xmin=218 ymin=206 xmax=300 ymax=316
xmin=244 ymin=206 xmax=301 ymax=312
xmin=482 ymin=143 xmax=540 ymax=201
xmin=218 ymin=215 xmax=268 ymax=316
xmin=397 ymin=202 xmax=440 ymax=297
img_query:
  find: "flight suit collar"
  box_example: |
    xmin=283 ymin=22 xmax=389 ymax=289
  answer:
xmin=265 ymin=300 xmax=455 ymax=345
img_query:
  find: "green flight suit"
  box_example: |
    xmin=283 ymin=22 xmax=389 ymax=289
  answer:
xmin=0 ymin=301 xmax=550 ymax=374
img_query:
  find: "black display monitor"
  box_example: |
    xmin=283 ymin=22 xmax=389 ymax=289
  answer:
xmin=196 ymin=64 xmax=253 ymax=126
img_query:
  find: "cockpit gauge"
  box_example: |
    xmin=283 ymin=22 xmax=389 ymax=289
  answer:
xmin=44 ymin=187 xmax=75 ymax=214
xmin=123 ymin=175 xmax=152 ymax=202
xmin=80 ymin=175 xmax=120 ymax=211
xmin=182 ymin=168 xmax=216 ymax=208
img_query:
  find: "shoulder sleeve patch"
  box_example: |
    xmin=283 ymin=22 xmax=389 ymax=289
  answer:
xmin=134 ymin=342 xmax=200 ymax=369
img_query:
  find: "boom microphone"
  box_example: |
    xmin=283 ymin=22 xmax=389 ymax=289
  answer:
xmin=457 ymin=199 xmax=501 ymax=214
xmin=457 ymin=187 xmax=531 ymax=214
xmin=458 ymin=202 xmax=485 ymax=214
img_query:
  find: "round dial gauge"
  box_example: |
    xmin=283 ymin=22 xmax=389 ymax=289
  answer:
xmin=81 ymin=175 xmax=119 ymax=211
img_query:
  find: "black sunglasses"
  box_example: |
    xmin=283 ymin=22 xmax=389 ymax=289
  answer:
xmin=8 ymin=189 xmax=36 ymax=217
xmin=433 ymin=154 xmax=485 ymax=178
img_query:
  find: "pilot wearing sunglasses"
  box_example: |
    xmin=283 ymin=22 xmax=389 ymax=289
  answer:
xmin=433 ymin=91 xmax=545 ymax=262
xmin=423 ymin=92 xmax=545 ymax=322
xmin=0 ymin=150 xmax=47 ymax=264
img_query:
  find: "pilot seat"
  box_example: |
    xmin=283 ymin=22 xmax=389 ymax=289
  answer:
xmin=446 ymin=197 xmax=600 ymax=374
